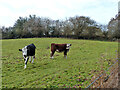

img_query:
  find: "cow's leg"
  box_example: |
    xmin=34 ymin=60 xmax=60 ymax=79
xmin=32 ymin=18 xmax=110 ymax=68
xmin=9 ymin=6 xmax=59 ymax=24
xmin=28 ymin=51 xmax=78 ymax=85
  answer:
xmin=29 ymin=56 xmax=32 ymax=63
xmin=50 ymin=51 xmax=55 ymax=59
xmin=64 ymin=51 xmax=67 ymax=59
xmin=23 ymin=56 xmax=26 ymax=61
xmin=32 ymin=56 xmax=35 ymax=63
xmin=24 ymin=56 xmax=29 ymax=69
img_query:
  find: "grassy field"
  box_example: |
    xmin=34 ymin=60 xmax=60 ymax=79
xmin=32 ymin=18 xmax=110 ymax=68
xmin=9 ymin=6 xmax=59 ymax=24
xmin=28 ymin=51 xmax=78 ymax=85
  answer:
xmin=2 ymin=38 xmax=118 ymax=88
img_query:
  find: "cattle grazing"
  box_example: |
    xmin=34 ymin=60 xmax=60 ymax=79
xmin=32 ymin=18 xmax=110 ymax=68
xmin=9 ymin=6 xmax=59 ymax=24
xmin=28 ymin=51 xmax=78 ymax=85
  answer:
xmin=50 ymin=43 xmax=72 ymax=59
xmin=19 ymin=43 xmax=36 ymax=69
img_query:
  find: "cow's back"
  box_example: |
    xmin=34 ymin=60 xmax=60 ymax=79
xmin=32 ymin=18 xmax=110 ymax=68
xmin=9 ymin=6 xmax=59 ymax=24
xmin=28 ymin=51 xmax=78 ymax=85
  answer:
xmin=27 ymin=44 xmax=36 ymax=56
xmin=51 ymin=43 xmax=66 ymax=52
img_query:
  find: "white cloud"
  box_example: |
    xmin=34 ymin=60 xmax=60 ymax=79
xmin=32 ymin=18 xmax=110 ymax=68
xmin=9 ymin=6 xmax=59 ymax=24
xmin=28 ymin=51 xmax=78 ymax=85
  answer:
xmin=0 ymin=0 xmax=119 ymax=27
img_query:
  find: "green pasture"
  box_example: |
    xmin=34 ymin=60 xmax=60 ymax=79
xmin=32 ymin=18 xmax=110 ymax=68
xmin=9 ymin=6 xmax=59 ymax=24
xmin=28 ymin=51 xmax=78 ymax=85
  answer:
xmin=1 ymin=38 xmax=118 ymax=88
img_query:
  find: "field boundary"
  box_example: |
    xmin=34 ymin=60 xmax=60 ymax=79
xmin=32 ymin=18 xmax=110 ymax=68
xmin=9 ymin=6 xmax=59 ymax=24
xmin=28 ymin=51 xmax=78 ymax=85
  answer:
xmin=86 ymin=58 xmax=119 ymax=88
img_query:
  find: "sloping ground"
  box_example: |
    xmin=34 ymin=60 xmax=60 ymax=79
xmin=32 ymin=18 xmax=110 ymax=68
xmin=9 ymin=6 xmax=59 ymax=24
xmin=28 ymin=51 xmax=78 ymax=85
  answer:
xmin=102 ymin=67 xmax=118 ymax=88
xmin=98 ymin=62 xmax=119 ymax=88
xmin=87 ymin=60 xmax=119 ymax=88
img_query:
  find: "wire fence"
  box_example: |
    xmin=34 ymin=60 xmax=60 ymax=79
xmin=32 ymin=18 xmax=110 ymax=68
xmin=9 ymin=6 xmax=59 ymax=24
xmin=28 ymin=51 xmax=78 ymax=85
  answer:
xmin=86 ymin=58 xmax=119 ymax=88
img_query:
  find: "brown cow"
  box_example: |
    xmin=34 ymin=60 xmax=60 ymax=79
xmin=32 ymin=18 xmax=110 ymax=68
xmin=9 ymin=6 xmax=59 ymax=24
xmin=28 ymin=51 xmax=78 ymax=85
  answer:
xmin=50 ymin=43 xmax=72 ymax=59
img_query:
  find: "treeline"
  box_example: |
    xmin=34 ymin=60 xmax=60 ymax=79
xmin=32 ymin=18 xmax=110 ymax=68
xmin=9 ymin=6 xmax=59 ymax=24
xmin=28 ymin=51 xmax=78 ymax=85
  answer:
xmin=1 ymin=14 xmax=120 ymax=41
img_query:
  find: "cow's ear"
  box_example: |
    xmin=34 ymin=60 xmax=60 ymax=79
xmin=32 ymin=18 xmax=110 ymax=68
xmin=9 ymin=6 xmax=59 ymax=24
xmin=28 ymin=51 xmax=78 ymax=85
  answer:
xmin=19 ymin=49 xmax=22 ymax=51
xmin=70 ymin=44 xmax=72 ymax=46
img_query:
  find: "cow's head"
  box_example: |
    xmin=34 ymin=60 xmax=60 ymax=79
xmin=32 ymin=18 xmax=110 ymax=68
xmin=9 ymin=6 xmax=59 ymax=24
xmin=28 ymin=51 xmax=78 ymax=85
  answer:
xmin=19 ymin=46 xmax=27 ymax=58
xmin=66 ymin=44 xmax=72 ymax=50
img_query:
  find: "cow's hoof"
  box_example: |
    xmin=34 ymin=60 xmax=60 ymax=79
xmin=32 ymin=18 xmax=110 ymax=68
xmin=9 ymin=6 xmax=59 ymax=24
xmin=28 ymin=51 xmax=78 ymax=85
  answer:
xmin=50 ymin=57 xmax=54 ymax=59
xmin=24 ymin=65 xmax=27 ymax=69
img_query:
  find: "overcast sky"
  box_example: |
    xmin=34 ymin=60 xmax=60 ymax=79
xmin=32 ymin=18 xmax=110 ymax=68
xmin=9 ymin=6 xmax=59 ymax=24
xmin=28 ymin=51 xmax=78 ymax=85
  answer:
xmin=0 ymin=0 xmax=119 ymax=27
